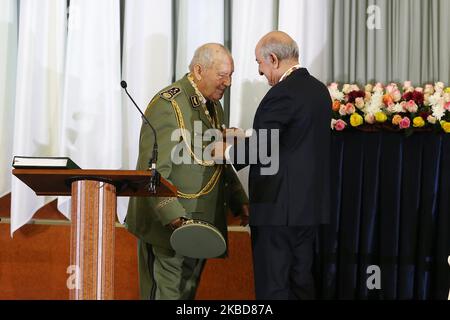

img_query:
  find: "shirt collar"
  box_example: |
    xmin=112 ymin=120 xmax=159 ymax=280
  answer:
xmin=279 ymin=64 xmax=301 ymax=83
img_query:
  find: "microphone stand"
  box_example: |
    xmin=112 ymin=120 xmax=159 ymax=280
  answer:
xmin=121 ymin=81 xmax=160 ymax=193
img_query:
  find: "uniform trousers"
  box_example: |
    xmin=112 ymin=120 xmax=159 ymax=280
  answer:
xmin=138 ymin=240 xmax=205 ymax=300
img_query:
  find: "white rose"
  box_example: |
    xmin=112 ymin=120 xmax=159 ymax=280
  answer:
xmin=444 ymin=93 xmax=450 ymax=103
xmin=342 ymin=84 xmax=351 ymax=94
xmin=331 ymin=119 xmax=337 ymax=130
xmin=393 ymin=103 xmax=404 ymax=113
xmin=350 ymin=84 xmax=360 ymax=92
xmin=427 ymin=115 xmax=437 ymax=124
xmin=355 ymin=97 xmax=365 ymax=109
xmin=435 ymin=82 xmax=445 ymax=90
xmin=432 ymin=103 xmax=446 ymax=120
xmin=424 ymin=84 xmax=434 ymax=95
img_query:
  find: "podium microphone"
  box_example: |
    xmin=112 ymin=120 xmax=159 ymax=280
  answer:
xmin=121 ymin=80 xmax=160 ymax=193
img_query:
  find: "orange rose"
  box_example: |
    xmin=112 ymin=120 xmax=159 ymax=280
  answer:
xmin=392 ymin=115 xmax=402 ymax=126
xmin=332 ymin=100 xmax=341 ymax=112
xmin=383 ymin=94 xmax=394 ymax=106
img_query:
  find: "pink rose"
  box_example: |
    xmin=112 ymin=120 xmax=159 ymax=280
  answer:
xmin=374 ymin=83 xmax=384 ymax=93
xmin=405 ymin=100 xmax=418 ymax=113
xmin=445 ymin=102 xmax=450 ymax=111
xmin=344 ymin=103 xmax=356 ymax=114
xmin=399 ymin=117 xmax=411 ymax=129
xmin=329 ymin=83 xmax=339 ymax=90
xmin=386 ymin=103 xmax=396 ymax=114
xmin=392 ymin=90 xmax=402 ymax=102
xmin=400 ymin=101 xmax=407 ymax=112
xmin=365 ymin=114 xmax=375 ymax=124
xmin=334 ymin=119 xmax=347 ymax=131
xmin=386 ymin=84 xmax=397 ymax=93
xmin=415 ymin=87 xmax=424 ymax=93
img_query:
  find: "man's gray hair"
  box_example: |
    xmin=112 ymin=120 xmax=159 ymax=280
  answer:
xmin=189 ymin=43 xmax=231 ymax=71
xmin=260 ymin=38 xmax=299 ymax=62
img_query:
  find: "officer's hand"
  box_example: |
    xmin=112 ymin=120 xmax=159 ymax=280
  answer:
xmin=240 ymin=204 xmax=250 ymax=226
xmin=223 ymin=127 xmax=247 ymax=139
xmin=210 ymin=142 xmax=230 ymax=161
xmin=167 ymin=217 xmax=185 ymax=231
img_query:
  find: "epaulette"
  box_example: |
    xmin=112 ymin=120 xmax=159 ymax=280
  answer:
xmin=159 ymin=87 xmax=181 ymax=101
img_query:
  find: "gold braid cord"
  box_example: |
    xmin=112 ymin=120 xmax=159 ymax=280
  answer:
xmin=170 ymin=99 xmax=223 ymax=199
xmin=171 ymin=100 xmax=215 ymax=167
xmin=177 ymin=165 xmax=223 ymax=199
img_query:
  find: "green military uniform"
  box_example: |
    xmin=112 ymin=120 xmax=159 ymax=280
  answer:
xmin=126 ymin=74 xmax=248 ymax=300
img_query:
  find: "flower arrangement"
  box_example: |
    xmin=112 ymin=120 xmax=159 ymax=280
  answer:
xmin=329 ymin=81 xmax=450 ymax=134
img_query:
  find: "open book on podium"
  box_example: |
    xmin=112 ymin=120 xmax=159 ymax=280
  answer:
xmin=12 ymin=156 xmax=176 ymax=300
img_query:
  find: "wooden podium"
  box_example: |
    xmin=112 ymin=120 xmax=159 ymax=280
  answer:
xmin=12 ymin=169 xmax=176 ymax=300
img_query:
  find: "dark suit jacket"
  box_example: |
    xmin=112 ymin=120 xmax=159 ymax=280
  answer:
xmin=232 ymin=68 xmax=332 ymax=226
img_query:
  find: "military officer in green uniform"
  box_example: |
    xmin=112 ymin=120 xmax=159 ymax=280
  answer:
xmin=126 ymin=43 xmax=249 ymax=300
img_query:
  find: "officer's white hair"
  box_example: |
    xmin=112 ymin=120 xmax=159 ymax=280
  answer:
xmin=189 ymin=43 xmax=231 ymax=71
xmin=260 ymin=38 xmax=299 ymax=62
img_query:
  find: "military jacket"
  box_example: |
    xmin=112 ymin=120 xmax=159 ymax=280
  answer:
xmin=126 ymin=74 xmax=248 ymax=254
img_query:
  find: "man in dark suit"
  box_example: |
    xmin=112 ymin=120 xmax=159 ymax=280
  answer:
xmin=215 ymin=31 xmax=331 ymax=299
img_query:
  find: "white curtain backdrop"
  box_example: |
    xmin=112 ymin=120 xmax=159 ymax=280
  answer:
xmin=10 ymin=0 xmax=67 ymax=235
xmin=0 ymin=0 xmax=17 ymax=197
xmin=229 ymin=0 xmax=276 ymax=193
xmin=175 ymin=0 xmax=224 ymax=79
xmin=4 ymin=0 xmax=335 ymax=234
xmin=278 ymin=0 xmax=330 ymax=83
xmin=119 ymin=0 xmax=173 ymax=223
xmin=57 ymin=0 xmax=122 ymax=219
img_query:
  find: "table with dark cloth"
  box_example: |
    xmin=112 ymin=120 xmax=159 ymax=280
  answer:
xmin=315 ymin=131 xmax=450 ymax=300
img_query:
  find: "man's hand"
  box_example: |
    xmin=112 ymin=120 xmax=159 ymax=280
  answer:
xmin=167 ymin=217 xmax=186 ymax=231
xmin=239 ymin=204 xmax=250 ymax=226
xmin=210 ymin=141 xmax=231 ymax=161
xmin=223 ymin=127 xmax=247 ymax=139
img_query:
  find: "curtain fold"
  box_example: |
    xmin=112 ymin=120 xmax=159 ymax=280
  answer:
xmin=175 ymin=0 xmax=224 ymax=80
xmin=57 ymin=0 xmax=122 ymax=219
xmin=329 ymin=0 xmax=450 ymax=84
xmin=228 ymin=0 xmax=276 ymax=194
xmin=317 ymin=132 xmax=450 ymax=300
xmin=10 ymin=0 xmax=67 ymax=235
xmin=0 ymin=0 xmax=17 ymax=197
xmin=119 ymin=0 xmax=173 ymax=223
xmin=278 ymin=0 xmax=331 ymax=83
